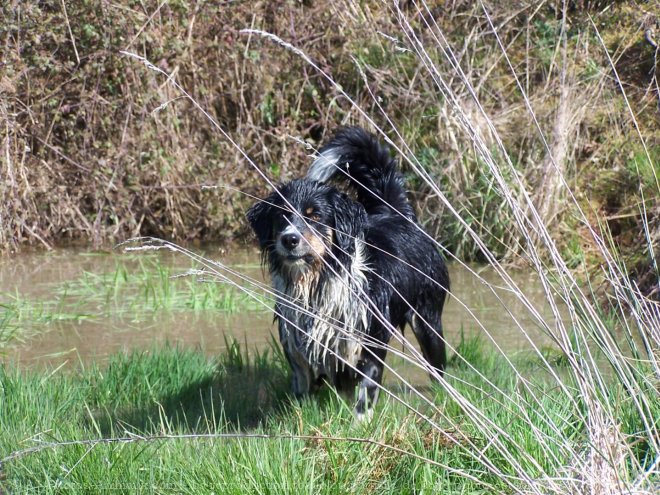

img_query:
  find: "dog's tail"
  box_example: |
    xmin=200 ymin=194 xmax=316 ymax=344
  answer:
xmin=307 ymin=127 xmax=415 ymax=219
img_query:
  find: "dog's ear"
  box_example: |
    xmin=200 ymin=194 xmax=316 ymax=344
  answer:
xmin=247 ymin=196 xmax=276 ymax=248
xmin=331 ymin=191 xmax=367 ymax=253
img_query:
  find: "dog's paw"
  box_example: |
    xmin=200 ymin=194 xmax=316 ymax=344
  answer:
xmin=353 ymin=407 xmax=374 ymax=424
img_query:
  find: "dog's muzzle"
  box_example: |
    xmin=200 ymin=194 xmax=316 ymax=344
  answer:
xmin=276 ymin=226 xmax=317 ymax=264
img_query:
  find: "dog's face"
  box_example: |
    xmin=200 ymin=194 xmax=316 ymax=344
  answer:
xmin=247 ymin=179 xmax=366 ymax=279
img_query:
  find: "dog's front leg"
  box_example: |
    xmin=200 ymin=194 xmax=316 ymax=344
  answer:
xmin=355 ymin=348 xmax=386 ymax=421
xmin=278 ymin=318 xmax=314 ymax=399
xmin=289 ymin=355 xmax=314 ymax=399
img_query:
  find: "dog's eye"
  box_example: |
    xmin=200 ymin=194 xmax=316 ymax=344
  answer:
xmin=305 ymin=207 xmax=321 ymax=222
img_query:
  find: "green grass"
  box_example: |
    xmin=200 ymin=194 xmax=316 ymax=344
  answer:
xmin=0 ymin=257 xmax=267 ymax=347
xmin=625 ymin=146 xmax=660 ymax=191
xmin=1 ymin=338 xmax=657 ymax=493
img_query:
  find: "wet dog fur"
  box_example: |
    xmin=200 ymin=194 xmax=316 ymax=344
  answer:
xmin=247 ymin=127 xmax=449 ymax=419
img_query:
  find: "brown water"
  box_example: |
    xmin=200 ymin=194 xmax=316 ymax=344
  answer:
xmin=1 ymin=247 xmax=560 ymax=377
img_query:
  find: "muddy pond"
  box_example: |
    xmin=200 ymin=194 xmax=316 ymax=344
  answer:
xmin=1 ymin=246 xmax=561 ymax=384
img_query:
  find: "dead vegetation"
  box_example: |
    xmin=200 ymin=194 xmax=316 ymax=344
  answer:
xmin=1 ymin=1 xmax=658 ymax=288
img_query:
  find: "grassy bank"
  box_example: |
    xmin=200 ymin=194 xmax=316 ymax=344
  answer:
xmin=2 ymin=339 xmax=657 ymax=493
xmin=2 ymin=2 xmax=658 ymax=283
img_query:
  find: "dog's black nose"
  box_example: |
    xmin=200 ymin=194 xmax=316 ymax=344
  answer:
xmin=281 ymin=233 xmax=300 ymax=250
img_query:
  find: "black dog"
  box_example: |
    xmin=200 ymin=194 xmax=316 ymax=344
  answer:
xmin=247 ymin=127 xmax=449 ymax=419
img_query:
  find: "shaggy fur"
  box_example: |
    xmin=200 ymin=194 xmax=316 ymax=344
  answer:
xmin=247 ymin=127 xmax=449 ymax=418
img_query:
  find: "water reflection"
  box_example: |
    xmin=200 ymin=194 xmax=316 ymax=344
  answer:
xmin=1 ymin=248 xmax=561 ymax=371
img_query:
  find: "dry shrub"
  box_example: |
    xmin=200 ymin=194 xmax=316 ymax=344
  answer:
xmin=1 ymin=1 xmax=658 ymax=280
xmin=2 ymin=1 xmax=367 ymax=248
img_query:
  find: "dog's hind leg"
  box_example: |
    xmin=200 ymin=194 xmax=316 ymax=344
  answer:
xmin=410 ymin=310 xmax=446 ymax=378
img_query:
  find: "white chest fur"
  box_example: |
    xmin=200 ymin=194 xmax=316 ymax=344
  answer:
xmin=272 ymin=240 xmax=370 ymax=377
